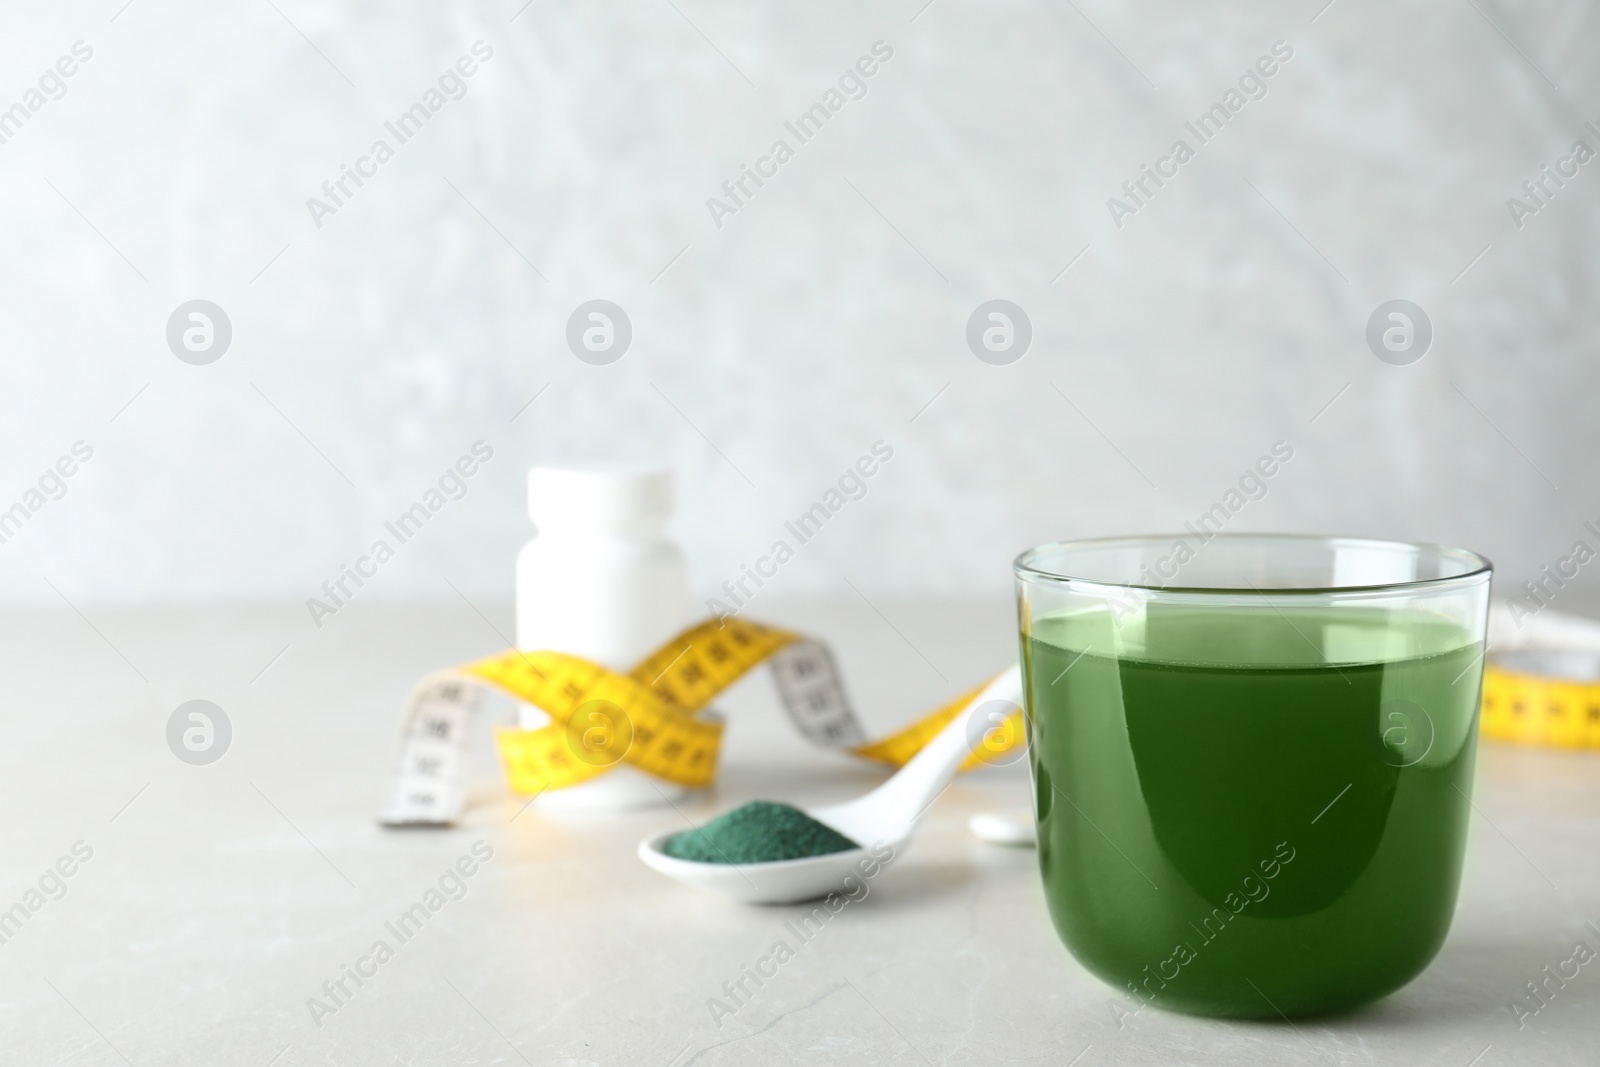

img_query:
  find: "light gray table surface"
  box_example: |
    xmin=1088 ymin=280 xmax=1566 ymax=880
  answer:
xmin=3 ymin=595 xmax=1597 ymax=1066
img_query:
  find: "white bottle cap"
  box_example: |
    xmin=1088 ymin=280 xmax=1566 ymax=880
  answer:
xmin=527 ymin=464 xmax=674 ymax=526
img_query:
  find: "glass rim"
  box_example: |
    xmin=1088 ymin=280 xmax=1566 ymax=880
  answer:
xmin=1013 ymin=533 xmax=1493 ymax=596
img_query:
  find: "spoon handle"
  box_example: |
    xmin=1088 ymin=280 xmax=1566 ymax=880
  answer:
xmin=835 ymin=664 xmax=1023 ymax=843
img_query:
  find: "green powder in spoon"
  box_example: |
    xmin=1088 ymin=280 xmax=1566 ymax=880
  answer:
xmin=662 ymin=800 xmax=859 ymax=864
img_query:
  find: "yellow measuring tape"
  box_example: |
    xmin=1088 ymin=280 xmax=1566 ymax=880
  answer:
xmin=1480 ymin=650 xmax=1600 ymax=749
xmin=380 ymin=617 xmax=1022 ymax=825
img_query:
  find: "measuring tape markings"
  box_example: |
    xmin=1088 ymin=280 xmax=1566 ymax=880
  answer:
xmin=1480 ymin=651 xmax=1600 ymax=749
xmin=381 ymin=616 xmax=1022 ymax=826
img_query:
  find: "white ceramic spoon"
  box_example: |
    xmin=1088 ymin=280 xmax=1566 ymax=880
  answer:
xmin=637 ymin=664 xmax=1023 ymax=904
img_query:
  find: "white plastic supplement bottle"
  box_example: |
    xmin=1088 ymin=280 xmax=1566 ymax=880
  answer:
xmin=515 ymin=464 xmax=694 ymax=811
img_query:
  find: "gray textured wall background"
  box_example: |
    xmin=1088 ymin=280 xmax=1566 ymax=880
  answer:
xmin=0 ymin=0 xmax=1594 ymax=610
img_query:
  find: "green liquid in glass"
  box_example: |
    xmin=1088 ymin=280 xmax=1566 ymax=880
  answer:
xmin=1024 ymin=604 xmax=1482 ymax=1018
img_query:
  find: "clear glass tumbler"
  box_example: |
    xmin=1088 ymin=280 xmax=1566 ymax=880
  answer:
xmin=1013 ymin=534 xmax=1492 ymax=1018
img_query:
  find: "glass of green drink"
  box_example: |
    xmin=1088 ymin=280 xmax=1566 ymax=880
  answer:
xmin=1014 ymin=535 xmax=1492 ymax=1018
